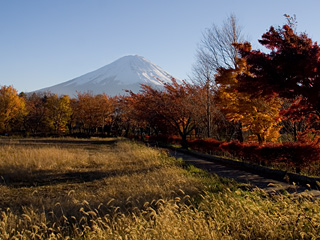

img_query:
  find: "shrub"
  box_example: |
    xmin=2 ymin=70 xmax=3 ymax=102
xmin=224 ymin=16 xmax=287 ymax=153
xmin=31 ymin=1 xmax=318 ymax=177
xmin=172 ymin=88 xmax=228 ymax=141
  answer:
xmin=256 ymin=142 xmax=320 ymax=173
xmin=188 ymin=138 xmax=221 ymax=154
xmin=219 ymin=141 xmax=258 ymax=163
xmin=148 ymin=135 xmax=182 ymax=145
xmin=187 ymin=138 xmax=320 ymax=174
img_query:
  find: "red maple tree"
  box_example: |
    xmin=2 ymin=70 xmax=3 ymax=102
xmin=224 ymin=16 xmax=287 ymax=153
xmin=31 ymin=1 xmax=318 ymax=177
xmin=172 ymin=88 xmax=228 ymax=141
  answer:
xmin=234 ymin=24 xmax=320 ymax=141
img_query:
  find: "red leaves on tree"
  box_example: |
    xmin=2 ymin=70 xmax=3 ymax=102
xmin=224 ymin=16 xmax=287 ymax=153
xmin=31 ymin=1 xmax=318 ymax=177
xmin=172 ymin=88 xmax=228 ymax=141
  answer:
xmin=126 ymin=78 xmax=201 ymax=148
xmin=235 ymin=23 xmax=320 ymax=134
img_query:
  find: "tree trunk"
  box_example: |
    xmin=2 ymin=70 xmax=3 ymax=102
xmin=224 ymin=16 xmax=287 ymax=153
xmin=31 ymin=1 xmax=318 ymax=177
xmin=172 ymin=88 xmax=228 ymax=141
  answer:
xmin=206 ymin=80 xmax=211 ymax=138
xmin=293 ymin=122 xmax=297 ymax=142
xmin=232 ymin=122 xmax=243 ymax=142
xmin=102 ymin=116 xmax=105 ymax=135
xmin=257 ymin=134 xmax=263 ymax=145
xmin=181 ymin=135 xmax=188 ymax=149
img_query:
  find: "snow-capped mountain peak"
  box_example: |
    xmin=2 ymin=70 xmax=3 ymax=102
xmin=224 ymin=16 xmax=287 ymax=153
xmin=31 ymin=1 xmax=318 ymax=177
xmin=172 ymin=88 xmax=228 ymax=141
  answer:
xmin=36 ymin=55 xmax=179 ymax=97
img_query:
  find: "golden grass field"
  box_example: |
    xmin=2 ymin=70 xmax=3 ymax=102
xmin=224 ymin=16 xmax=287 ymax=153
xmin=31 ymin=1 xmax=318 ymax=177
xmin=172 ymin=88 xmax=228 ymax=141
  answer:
xmin=0 ymin=138 xmax=320 ymax=239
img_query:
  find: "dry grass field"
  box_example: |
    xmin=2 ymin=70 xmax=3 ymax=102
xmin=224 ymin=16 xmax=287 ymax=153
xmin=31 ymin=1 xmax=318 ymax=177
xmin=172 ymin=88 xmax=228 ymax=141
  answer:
xmin=0 ymin=138 xmax=320 ymax=239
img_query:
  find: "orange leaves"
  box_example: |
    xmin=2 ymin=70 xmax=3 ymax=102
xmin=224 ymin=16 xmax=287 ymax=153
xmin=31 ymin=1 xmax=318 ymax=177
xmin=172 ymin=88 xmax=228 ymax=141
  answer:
xmin=74 ymin=92 xmax=115 ymax=132
xmin=215 ymin=56 xmax=282 ymax=144
xmin=0 ymin=85 xmax=26 ymax=133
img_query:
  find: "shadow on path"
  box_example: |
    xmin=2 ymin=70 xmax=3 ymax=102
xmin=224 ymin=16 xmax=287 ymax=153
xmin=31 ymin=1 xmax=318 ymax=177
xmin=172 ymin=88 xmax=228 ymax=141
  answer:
xmin=170 ymin=150 xmax=320 ymax=198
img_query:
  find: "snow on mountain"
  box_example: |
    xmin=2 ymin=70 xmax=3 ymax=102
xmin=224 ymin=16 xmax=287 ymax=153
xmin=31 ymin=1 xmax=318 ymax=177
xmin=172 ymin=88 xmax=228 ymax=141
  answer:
xmin=36 ymin=55 xmax=180 ymax=97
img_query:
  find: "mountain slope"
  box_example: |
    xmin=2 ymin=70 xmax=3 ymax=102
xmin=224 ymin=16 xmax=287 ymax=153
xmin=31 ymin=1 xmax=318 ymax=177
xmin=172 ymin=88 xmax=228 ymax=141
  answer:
xmin=37 ymin=55 xmax=178 ymax=97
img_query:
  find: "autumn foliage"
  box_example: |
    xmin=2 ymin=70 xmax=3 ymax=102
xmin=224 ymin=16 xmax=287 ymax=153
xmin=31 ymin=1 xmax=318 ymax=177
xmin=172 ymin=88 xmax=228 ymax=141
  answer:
xmin=126 ymin=79 xmax=201 ymax=148
xmin=187 ymin=138 xmax=320 ymax=174
xmin=220 ymin=141 xmax=320 ymax=174
xmin=188 ymin=138 xmax=222 ymax=154
xmin=235 ymin=24 xmax=320 ymax=139
xmin=0 ymin=85 xmax=26 ymax=134
xmin=2 ymin=17 xmax=320 ymax=175
xmin=215 ymin=56 xmax=282 ymax=144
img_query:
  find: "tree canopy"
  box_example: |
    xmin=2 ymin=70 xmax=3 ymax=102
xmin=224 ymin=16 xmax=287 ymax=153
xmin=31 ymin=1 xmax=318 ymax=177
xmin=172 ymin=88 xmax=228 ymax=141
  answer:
xmin=236 ymin=25 xmax=320 ymax=121
xmin=0 ymin=85 xmax=26 ymax=133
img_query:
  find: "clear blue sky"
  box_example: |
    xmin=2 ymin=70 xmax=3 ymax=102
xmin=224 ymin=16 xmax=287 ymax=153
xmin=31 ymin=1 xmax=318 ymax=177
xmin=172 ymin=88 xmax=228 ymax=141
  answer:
xmin=1 ymin=0 xmax=320 ymax=92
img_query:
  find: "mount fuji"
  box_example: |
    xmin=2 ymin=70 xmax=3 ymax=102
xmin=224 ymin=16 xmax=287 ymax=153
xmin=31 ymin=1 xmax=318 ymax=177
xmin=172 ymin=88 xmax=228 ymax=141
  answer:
xmin=36 ymin=55 xmax=179 ymax=97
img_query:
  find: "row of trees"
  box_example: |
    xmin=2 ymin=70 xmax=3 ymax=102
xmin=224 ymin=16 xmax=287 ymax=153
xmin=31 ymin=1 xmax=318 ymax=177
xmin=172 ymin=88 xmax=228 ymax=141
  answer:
xmin=0 ymin=81 xmax=228 ymax=143
xmin=1 ymin=15 xmax=320 ymax=149
xmin=0 ymin=89 xmax=117 ymax=137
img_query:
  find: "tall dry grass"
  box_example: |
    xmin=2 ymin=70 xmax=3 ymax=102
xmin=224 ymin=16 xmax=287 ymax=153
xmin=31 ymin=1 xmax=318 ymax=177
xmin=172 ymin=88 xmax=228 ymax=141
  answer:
xmin=0 ymin=138 xmax=319 ymax=239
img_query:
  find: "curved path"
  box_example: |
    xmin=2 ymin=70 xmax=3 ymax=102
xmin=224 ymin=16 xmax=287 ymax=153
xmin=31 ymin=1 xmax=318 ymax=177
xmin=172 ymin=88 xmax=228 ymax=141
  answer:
xmin=169 ymin=149 xmax=320 ymax=198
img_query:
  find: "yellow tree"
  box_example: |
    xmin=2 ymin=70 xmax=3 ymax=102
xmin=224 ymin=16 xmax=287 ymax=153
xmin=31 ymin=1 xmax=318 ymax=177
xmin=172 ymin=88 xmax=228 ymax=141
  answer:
xmin=0 ymin=85 xmax=26 ymax=134
xmin=215 ymin=57 xmax=282 ymax=144
xmin=46 ymin=94 xmax=72 ymax=134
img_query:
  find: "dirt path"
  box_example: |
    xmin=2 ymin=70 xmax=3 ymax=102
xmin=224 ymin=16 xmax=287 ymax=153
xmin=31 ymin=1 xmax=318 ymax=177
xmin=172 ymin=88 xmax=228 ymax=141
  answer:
xmin=170 ymin=149 xmax=320 ymax=198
